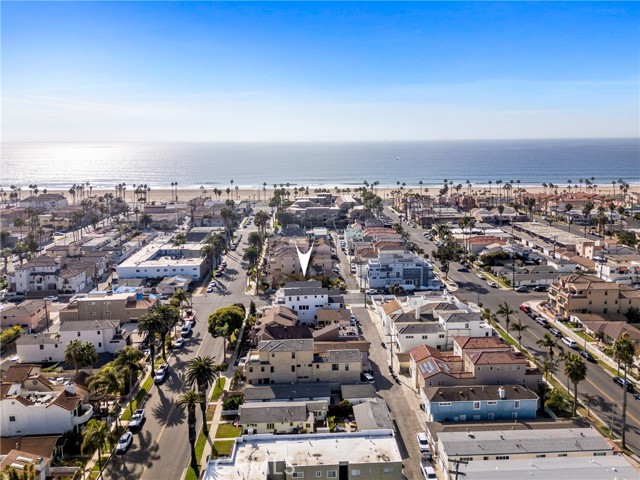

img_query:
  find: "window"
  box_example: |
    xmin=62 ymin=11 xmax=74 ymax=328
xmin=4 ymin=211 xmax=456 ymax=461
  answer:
xmin=536 ymin=454 xmax=546 ymax=458
xmin=439 ymin=402 xmax=451 ymax=406
xmin=332 ymin=364 xmax=339 ymax=371
xmin=351 ymin=470 xmax=361 ymax=477
xmin=558 ymin=453 xmax=567 ymax=457
xmin=292 ymin=353 xmax=296 ymax=359
xmin=514 ymin=400 xmax=520 ymax=409
xmin=593 ymin=452 xmax=607 ymax=457
xmin=315 ymin=473 xmax=322 ymax=478
xmin=496 ymin=456 xmax=510 ymax=460
xmin=39 ymin=345 xmax=44 ymax=350
xmin=459 ymin=457 xmax=473 ymax=462
xmin=291 ymin=366 xmax=295 ymax=372
xmin=345 ymin=364 xmax=349 ymax=371
xmin=267 ymin=423 xmax=275 ymax=429
xmin=77 ymin=332 xmax=81 ymax=337
xmin=9 ymin=416 xmax=16 ymax=422
xmin=383 ymin=467 xmax=395 ymax=474
xmin=487 ymin=401 xmax=497 ymax=406
xmin=473 ymin=401 xmax=481 ymax=410
xmin=327 ymin=471 xmax=337 ymax=478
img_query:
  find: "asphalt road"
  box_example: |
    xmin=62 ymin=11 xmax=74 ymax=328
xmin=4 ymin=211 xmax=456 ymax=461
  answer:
xmin=102 ymin=216 xmax=270 ymax=480
xmin=383 ymin=206 xmax=640 ymax=456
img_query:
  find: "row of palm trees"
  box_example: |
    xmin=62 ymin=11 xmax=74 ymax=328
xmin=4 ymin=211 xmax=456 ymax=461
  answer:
xmin=492 ymin=300 xmax=637 ymax=448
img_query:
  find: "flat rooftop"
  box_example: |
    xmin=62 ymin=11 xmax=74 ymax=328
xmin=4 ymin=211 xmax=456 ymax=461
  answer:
xmin=512 ymin=222 xmax=589 ymax=247
xmin=203 ymin=431 xmax=401 ymax=480
xmin=455 ymin=454 xmax=639 ymax=480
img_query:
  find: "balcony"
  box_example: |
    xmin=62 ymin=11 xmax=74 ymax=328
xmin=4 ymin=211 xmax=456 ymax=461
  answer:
xmin=73 ymin=404 xmax=94 ymax=425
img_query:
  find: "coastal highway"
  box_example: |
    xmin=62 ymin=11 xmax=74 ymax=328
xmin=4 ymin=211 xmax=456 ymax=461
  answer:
xmin=383 ymin=206 xmax=640 ymax=456
xmin=101 ymin=214 xmax=270 ymax=480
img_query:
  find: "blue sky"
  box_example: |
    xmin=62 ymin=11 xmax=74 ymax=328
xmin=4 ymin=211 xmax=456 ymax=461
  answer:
xmin=2 ymin=1 xmax=638 ymax=141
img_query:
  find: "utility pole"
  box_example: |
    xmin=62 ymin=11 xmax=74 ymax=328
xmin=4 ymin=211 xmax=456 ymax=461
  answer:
xmin=386 ymin=333 xmax=397 ymax=374
xmin=449 ymin=458 xmax=468 ymax=480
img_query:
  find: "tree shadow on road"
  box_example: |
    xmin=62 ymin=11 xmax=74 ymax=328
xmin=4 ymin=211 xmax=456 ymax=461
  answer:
xmin=152 ymin=397 xmax=185 ymax=427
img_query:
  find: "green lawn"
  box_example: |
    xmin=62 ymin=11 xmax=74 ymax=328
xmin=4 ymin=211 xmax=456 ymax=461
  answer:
xmin=210 ymin=377 xmax=226 ymax=401
xmin=215 ymin=423 xmax=242 ymax=439
xmin=184 ymin=430 xmax=209 ymax=480
xmin=212 ymin=440 xmax=235 ymax=458
xmin=572 ymin=330 xmax=596 ymax=343
xmin=121 ymin=375 xmax=153 ymax=421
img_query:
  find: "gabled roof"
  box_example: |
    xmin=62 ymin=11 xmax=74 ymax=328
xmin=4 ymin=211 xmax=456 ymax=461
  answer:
xmin=466 ymin=351 xmax=528 ymax=366
xmin=262 ymin=325 xmax=313 ymax=341
xmin=424 ymin=385 xmax=538 ymax=402
xmin=1 ymin=364 xmax=40 ymax=384
xmin=49 ymin=390 xmax=83 ymax=411
xmin=381 ymin=299 xmax=402 ymax=315
xmin=410 ymin=344 xmax=444 ymax=363
xmin=59 ymin=319 xmax=119 ymax=331
xmin=258 ymin=339 xmax=314 ymax=352
xmin=453 ymin=336 xmax=508 ymax=351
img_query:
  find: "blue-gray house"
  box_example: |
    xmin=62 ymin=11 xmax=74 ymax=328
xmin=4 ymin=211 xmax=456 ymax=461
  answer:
xmin=423 ymin=385 xmax=538 ymax=422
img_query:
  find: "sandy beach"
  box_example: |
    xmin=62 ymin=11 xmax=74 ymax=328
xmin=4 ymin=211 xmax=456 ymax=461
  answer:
xmin=39 ymin=183 xmax=638 ymax=205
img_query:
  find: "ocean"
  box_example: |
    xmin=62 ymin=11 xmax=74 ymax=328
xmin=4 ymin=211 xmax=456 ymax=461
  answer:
xmin=1 ymin=138 xmax=638 ymax=190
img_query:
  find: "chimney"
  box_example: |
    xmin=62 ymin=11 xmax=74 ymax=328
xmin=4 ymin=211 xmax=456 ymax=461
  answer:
xmin=415 ymin=306 xmax=420 ymax=320
xmin=498 ymin=386 xmax=505 ymax=399
xmin=64 ymin=383 xmax=76 ymax=395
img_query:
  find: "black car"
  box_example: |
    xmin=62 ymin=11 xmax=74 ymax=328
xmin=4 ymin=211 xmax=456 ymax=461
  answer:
xmin=457 ymin=267 xmax=469 ymax=272
xmin=533 ymin=285 xmax=548 ymax=292
xmin=549 ymin=328 xmax=562 ymax=338
xmin=579 ymin=350 xmax=595 ymax=362
xmin=613 ymin=376 xmax=635 ymax=391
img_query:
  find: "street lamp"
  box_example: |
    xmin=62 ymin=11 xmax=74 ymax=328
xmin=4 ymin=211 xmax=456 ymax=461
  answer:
xmin=43 ymin=299 xmax=51 ymax=332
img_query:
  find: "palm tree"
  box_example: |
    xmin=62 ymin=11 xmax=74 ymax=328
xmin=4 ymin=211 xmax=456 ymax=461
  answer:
xmin=582 ymin=202 xmax=594 ymax=237
xmin=114 ymin=346 xmax=145 ymax=414
xmin=137 ymin=311 xmax=163 ymax=375
xmin=541 ymin=359 xmax=558 ymax=382
xmin=89 ymin=366 xmax=124 ymax=427
xmin=153 ymin=304 xmax=181 ymax=360
xmin=243 ymin=246 xmax=259 ymax=268
xmin=563 ymin=352 xmax=587 ymax=416
xmin=508 ymin=319 xmax=529 ymax=349
xmin=80 ymin=342 xmax=98 ymax=369
xmin=537 ymin=333 xmax=559 ymax=360
xmin=564 ymin=203 xmax=573 ymax=232
xmin=220 ymin=206 xmax=235 ymax=246
xmin=140 ymin=213 xmax=153 ymax=229
xmin=612 ymin=333 xmax=635 ymax=448
xmin=177 ymin=389 xmax=205 ymax=470
xmin=496 ymin=301 xmax=515 ymax=332
xmin=81 ymin=419 xmax=110 ymax=476
xmin=65 ymin=339 xmax=84 ymax=372
xmin=185 ymin=356 xmax=220 ymax=434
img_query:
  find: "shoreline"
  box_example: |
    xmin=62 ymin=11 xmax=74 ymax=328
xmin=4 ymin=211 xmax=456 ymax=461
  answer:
xmin=36 ymin=184 xmax=639 ymax=204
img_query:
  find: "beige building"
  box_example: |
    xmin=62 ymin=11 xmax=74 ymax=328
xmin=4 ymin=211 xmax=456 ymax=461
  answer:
xmin=266 ymin=237 xmax=332 ymax=276
xmin=244 ymin=338 xmax=362 ymax=385
xmin=58 ymin=291 xmax=156 ymax=323
xmin=0 ymin=300 xmax=46 ymax=329
xmin=409 ymin=337 xmax=541 ymax=392
xmin=548 ymin=274 xmax=640 ymax=320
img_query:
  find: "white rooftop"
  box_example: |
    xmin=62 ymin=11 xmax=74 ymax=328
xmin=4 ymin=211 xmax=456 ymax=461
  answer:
xmin=203 ymin=431 xmax=401 ymax=480
xmin=455 ymin=454 xmax=639 ymax=480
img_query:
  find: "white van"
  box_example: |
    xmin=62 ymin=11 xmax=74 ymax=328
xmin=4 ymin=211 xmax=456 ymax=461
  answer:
xmin=562 ymin=337 xmax=578 ymax=349
xmin=420 ymin=461 xmax=437 ymax=480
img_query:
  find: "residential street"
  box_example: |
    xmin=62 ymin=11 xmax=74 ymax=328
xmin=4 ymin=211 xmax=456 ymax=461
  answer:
xmin=101 ymin=219 xmax=269 ymax=480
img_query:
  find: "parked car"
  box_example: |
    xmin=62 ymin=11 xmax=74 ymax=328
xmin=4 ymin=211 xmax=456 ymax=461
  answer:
xmin=154 ymin=364 xmax=169 ymax=384
xmin=533 ymin=285 xmax=548 ymax=292
xmin=174 ymin=337 xmax=185 ymax=349
xmin=562 ymin=337 xmax=578 ymax=349
xmin=366 ymin=289 xmax=377 ymax=295
xmin=634 ymin=393 xmax=640 ymax=402
xmin=580 ymin=350 xmax=595 ymax=362
xmin=361 ymin=372 xmax=375 ymax=383
xmin=115 ymin=431 xmax=133 ymax=454
xmin=420 ymin=460 xmax=437 ymax=480
xmin=206 ymin=287 xmax=214 ymax=293
xmin=457 ymin=267 xmax=469 ymax=272
xmin=416 ymin=432 xmax=430 ymax=453
xmin=613 ymin=376 xmax=635 ymax=391
xmin=476 ymin=273 xmax=484 ymax=279
xmin=515 ymin=286 xmax=528 ymax=293
xmin=549 ymin=328 xmax=562 ymax=338
xmin=519 ymin=304 xmax=531 ymax=313
xmin=487 ymin=281 xmax=498 ymax=288
xmin=43 ymin=296 xmax=59 ymax=302
xmin=128 ymin=409 xmax=145 ymax=429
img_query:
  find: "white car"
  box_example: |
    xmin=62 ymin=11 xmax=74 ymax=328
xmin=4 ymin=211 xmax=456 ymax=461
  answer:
xmin=154 ymin=364 xmax=169 ymax=384
xmin=128 ymin=409 xmax=145 ymax=429
xmin=43 ymin=296 xmax=59 ymax=302
xmin=174 ymin=337 xmax=185 ymax=348
xmin=420 ymin=461 xmax=437 ymax=479
xmin=115 ymin=431 xmax=133 ymax=454
xmin=361 ymin=372 xmax=375 ymax=383
xmin=417 ymin=432 xmax=430 ymax=453
xmin=366 ymin=289 xmax=377 ymax=295
xmin=476 ymin=273 xmax=484 ymax=279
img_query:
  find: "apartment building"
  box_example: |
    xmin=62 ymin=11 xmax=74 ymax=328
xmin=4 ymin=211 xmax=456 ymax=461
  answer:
xmin=423 ymin=385 xmax=539 ymax=422
xmin=266 ymin=237 xmax=332 ymax=276
xmin=280 ymin=281 xmax=343 ymax=324
xmin=238 ymin=400 xmax=328 ymax=434
xmin=436 ymin=428 xmax=637 ymax=480
xmin=0 ymin=365 xmax=92 ymax=436
xmin=548 ymin=274 xmax=640 ymax=320
xmin=203 ymin=431 xmax=403 ymax=480
xmin=410 ymin=336 xmax=541 ymax=392
xmin=367 ymin=252 xmax=435 ymax=291
xmin=0 ymin=300 xmax=46 ymax=329
xmin=58 ymin=291 xmax=156 ymax=323
xmin=18 ymin=193 xmax=68 ymax=212
xmin=116 ymin=241 xmax=207 ymax=280
xmin=243 ymin=339 xmax=361 ymax=385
